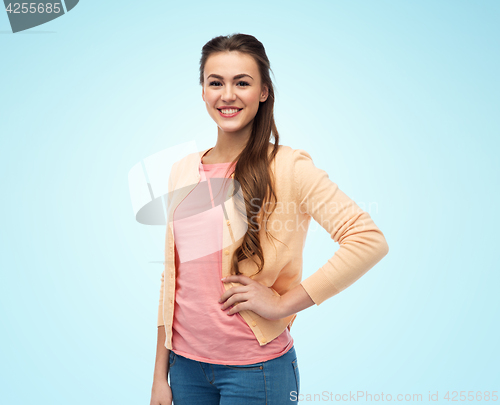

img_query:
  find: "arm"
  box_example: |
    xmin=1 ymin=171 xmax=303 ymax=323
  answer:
xmin=151 ymin=165 xmax=177 ymax=403
xmin=155 ymin=161 xmax=176 ymax=330
xmin=293 ymin=149 xmax=390 ymax=306
xmin=279 ymin=283 xmax=315 ymax=318
xmin=151 ymin=326 xmax=173 ymax=404
xmin=153 ymin=325 xmax=170 ymax=381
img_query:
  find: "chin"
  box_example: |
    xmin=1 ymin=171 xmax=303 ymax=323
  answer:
xmin=218 ymin=126 xmax=242 ymax=133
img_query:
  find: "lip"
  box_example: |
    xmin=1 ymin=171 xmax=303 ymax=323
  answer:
xmin=217 ymin=107 xmax=243 ymax=118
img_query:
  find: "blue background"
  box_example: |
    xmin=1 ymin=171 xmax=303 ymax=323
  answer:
xmin=1 ymin=1 xmax=499 ymax=403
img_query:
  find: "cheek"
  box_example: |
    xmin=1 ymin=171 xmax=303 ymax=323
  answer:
xmin=247 ymin=93 xmax=261 ymax=105
xmin=241 ymin=94 xmax=261 ymax=113
xmin=204 ymin=91 xmax=217 ymax=107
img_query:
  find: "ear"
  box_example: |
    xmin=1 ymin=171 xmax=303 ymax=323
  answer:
xmin=202 ymin=87 xmax=205 ymax=102
xmin=260 ymin=84 xmax=269 ymax=103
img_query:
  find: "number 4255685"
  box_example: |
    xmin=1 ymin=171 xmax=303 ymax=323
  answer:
xmin=5 ymin=3 xmax=62 ymax=14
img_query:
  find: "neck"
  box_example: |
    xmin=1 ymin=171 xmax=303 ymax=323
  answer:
xmin=209 ymin=123 xmax=252 ymax=162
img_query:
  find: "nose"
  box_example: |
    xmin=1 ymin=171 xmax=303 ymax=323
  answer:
xmin=221 ymin=85 xmax=237 ymax=102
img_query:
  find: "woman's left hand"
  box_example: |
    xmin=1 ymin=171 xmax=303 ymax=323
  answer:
xmin=218 ymin=275 xmax=284 ymax=321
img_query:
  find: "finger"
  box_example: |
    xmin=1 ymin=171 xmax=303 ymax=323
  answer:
xmin=219 ymin=286 xmax=248 ymax=303
xmin=227 ymin=302 xmax=245 ymax=315
xmin=224 ymin=292 xmax=250 ymax=311
xmin=222 ymin=274 xmax=252 ymax=285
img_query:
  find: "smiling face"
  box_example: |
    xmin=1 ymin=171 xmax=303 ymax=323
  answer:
xmin=202 ymin=51 xmax=268 ymax=137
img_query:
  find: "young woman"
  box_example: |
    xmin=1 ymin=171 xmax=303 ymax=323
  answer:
xmin=150 ymin=33 xmax=389 ymax=405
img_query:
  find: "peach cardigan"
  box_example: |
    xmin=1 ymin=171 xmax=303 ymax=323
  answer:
xmin=158 ymin=145 xmax=389 ymax=350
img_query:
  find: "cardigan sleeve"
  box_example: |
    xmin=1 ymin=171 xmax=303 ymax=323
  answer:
xmin=157 ymin=269 xmax=166 ymax=327
xmin=158 ymin=163 xmax=177 ymax=327
xmin=294 ymin=148 xmax=389 ymax=306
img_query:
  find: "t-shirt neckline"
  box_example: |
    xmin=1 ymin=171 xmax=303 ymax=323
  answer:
xmin=201 ymin=161 xmax=235 ymax=166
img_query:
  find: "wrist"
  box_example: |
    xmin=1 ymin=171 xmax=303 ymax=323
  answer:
xmin=278 ymin=293 xmax=293 ymax=319
xmin=278 ymin=283 xmax=315 ymax=319
xmin=153 ymin=370 xmax=168 ymax=382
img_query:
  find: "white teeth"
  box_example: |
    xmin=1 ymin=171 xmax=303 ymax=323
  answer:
xmin=220 ymin=109 xmax=240 ymax=114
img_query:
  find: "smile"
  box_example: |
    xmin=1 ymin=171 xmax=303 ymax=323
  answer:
xmin=218 ymin=108 xmax=243 ymax=118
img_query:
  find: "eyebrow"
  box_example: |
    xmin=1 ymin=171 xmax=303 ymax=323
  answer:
xmin=207 ymin=73 xmax=254 ymax=81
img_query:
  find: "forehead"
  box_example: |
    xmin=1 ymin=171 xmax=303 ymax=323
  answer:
xmin=204 ymin=51 xmax=259 ymax=79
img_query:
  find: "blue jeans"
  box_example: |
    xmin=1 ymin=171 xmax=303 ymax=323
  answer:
xmin=168 ymin=345 xmax=300 ymax=404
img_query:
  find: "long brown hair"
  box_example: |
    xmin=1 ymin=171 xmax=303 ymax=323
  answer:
xmin=199 ymin=33 xmax=282 ymax=278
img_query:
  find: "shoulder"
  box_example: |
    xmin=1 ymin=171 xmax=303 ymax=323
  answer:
xmin=275 ymin=145 xmax=330 ymax=198
xmin=273 ymin=144 xmax=315 ymax=170
xmin=272 ymin=145 xmax=320 ymax=197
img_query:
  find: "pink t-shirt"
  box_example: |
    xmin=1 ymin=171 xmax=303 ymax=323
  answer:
xmin=171 ymin=160 xmax=293 ymax=365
